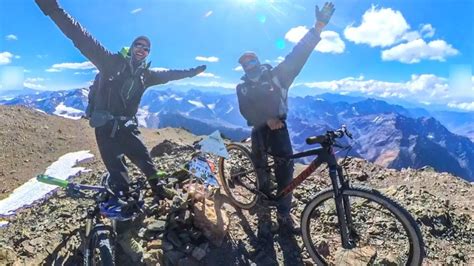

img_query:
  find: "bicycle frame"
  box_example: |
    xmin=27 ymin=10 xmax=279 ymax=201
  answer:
xmin=264 ymin=144 xmax=355 ymax=248
xmin=275 ymin=145 xmax=345 ymax=199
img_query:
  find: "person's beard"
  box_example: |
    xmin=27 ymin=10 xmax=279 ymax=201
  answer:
xmin=245 ymin=65 xmax=262 ymax=81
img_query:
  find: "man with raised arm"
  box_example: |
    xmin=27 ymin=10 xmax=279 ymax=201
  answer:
xmin=236 ymin=2 xmax=335 ymax=234
xmin=35 ymin=0 xmax=206 ymax=261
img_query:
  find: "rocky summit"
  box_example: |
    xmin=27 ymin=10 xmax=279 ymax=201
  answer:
xmin=0 ymin=138 xmax=473 ymax=265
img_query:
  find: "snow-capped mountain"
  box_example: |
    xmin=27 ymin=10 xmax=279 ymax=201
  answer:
xmin=2 ymin=87 xmax=473 ymax=181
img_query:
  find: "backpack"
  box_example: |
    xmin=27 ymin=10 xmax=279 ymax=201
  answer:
xmin=85 ymin=47 xmax=150 ymax=127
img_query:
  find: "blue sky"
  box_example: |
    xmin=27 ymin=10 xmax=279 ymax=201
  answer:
xmin=0 ymin=0 xmax=473 ymax=110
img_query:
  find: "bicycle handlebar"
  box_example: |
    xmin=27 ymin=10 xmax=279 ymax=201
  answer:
xmin=306 ymin=125 xmax=353 ymax=145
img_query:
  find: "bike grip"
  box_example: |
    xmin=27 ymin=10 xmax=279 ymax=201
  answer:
xmin=37 ymin=174 xmax=69 ymax=188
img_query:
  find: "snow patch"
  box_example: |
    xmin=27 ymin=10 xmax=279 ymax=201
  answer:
xmin=0 ymin=220 xmax=8 ymax=227
xmin=81 ymin=88 xmax=89 ymax=97
xmin=316 ymin=98 xmax=325 ymax=101
xmin=207 ymin=103 xmax=216 ymax=110
xmin=427 ymin=134 xmax=435 ymax=139
xmin=0 ymin=151 xmax=94 ymax=217
xmin=34 ymin=108 xmax=47 ymax=114
xmin=53 ymin=102 xmax=83 ymax=120
xmin=352 ymin=106 xmax=359 ymax=115
xmin=136 ymin=108 xmax=149 ymax=127
xmin=225 ymin=106 xmax=234 ymax=114
xmin=372 ymin=116 xmax=382 ymax=123
xmin=188 ymin=100 xmax=205 ymax=108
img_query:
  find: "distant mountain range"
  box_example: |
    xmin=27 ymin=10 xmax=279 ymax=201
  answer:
xmin=1 ymin=87 xmax=473 ymax=181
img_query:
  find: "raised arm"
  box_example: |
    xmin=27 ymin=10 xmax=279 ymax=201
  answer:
xmin=273 ymin=2 xmax=335 ymax=89
xmin=35 ymin=0 xmax=114 ymax=71
xmin=145 ymin=65 xmax=206 ymax=87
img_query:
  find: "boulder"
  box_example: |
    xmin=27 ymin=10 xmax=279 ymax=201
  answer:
xmin=334 ymin=246 xmax=377 ymax=265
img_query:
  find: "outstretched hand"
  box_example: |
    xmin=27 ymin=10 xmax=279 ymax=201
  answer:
xmin=315 ymin=2 xmax=335 ymax=27
xmin=193 ymin=65 xmax=207 ymax=76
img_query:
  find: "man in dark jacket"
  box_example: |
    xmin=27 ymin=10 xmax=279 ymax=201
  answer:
xmin=35 ymin=0 xmax=206 ymax=260
xmin=35 ymin=0 xmax=205 ymax=195
xmin=236 ymin=2 xmax=335 ymax=233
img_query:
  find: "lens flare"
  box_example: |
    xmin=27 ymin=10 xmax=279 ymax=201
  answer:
xmin=276 ymin=39 xmax=286 ymax=49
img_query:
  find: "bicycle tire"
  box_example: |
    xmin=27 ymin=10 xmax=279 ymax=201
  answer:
xmin=301 ymin=186 xmax=424 ymax=266
xmin=218 ymin=143 xmax=260 ymax=209
xmin=87 ymin=229 xmax=115 ymax=266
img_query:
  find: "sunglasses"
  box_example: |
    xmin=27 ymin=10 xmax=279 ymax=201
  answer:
xmin=241 ymin=58 xmax=259 ymax=70
xmin=133 ymin=42 xmax=150 ymax=52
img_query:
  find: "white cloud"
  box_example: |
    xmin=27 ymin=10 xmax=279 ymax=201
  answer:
xmin=5 ymin=34 xmax=18 ymax=41
xmin=23 ymin=77 xmax=46 ymax=89
xmin=233 ymin=65 xmax=243 ymax=72
xmin=317 ymin=31 xmax=345 ymax=54
xmin=420 ymin=24 xmax=435 ymax=38
xmin=0 ymin=52 xmax=13 ymax=65
xmin=195 ymin=56 xmax=219 ymax=63
xmin=25 ymin=77 xmax=45 ymax=82
xmin=285 ymin=27 xmax=345 ymax=54
xmin=382 ymin=39 xmax=459 ymax=63
xmin=401 ymin=31 xmax=421 ymax=42
xmin=175 ymin=81 xmax=236 ymax=89
xmin=131 ymin=8 xmax=142 ymax=14
xmin=275 ymin=56 xmax=285 ymax=63
xmin=285 ymin=26 xmax=307 ymax=43
xmin=150 ymin=67 xmax=170 ymax=72
xmin=24 ymin=82 xmax=45 ymax=90
xmin=447 ymin=101 xmax=474 ymax=111
xmin=197 ymin=72 xmax=220 ymax=78
xmin=344 ymin=6 xmax=410 ymax=47
xmin=300 ymin=74 xmax=451 ymax=101
xmin=46 ymin=61 xmax=96 ymax=72
xmin=204 ymin=10 xmax=213 ymax=17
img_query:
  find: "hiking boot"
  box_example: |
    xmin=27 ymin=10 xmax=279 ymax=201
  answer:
xmin=154 ymin=185 xmax=178 ymax=200
xmin=149 ymin=179 xmax=178 ymax=201
xmin=277 ymin=213 xmax=301 ymax=235
xmin=116 ymin=230 xmax=143 ymax=263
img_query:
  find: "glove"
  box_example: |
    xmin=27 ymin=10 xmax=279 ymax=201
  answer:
xmin=315 ymin=2 xmax=335 ymax=26
xmin=35 ymin=0 xmax=60 ymax=16
xmin=192 ymin=65 xmax=207 ymax=76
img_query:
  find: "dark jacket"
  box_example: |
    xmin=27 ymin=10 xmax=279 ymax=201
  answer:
xmin=236 ymin=28 xmax=321 ymax=128
xmin=40 ymin=4 xmax=200 ymax=117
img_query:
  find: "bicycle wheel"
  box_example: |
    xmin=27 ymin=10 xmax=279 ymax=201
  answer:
xmin=87 ymin=230 xmax=115 ymax=266
xmin=218 ymin=143 xmax=260 ymax=209
xmin=301 ymin=186 xmax=424 ymax=265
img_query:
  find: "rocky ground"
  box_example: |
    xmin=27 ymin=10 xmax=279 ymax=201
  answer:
xmin=0 ymin=107 xmax=473 ymax=265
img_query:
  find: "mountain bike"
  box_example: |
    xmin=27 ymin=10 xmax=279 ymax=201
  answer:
xmin=218 ymin=126 xmax=424 ymax=265
xmin=37 ymin=174 xmax=146 ymax=266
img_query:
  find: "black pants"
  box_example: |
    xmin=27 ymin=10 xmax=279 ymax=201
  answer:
xmin=251 ymin=123 xmax=294 ymax=215
xmin=95 ymin=122 xmax=156 ymax=193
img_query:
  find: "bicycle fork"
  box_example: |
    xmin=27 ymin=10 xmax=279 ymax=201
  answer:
xmin=329 ymin=165 xmax=355 ymax=249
